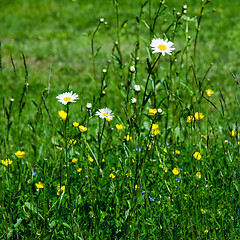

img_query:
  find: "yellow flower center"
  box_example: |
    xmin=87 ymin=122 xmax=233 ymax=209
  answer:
xmin=102 ymin=113 xmax=109 ymax=117
xmin=158 ymin=44 xmax=167 ymax=51
xmin=64 ymin=97 xmax=71 ymax=101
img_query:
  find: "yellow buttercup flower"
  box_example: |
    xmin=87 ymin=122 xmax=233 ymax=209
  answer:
xmin=147 ymin=144 xmax=151 ymax=150
xmin=69 ymin=139 xmax=77 ymax=146
xmin=124 ymin=135 xmax=132 ymax=141
xmin=206 ymin=89 xmax=214 ymax=97
xmin=149 ymin=108 xmax=157 ymax=116
xmin=186 ymin=116 xmax=194 ymax=123
xmin=57 ymin=184 xmax=65 ymax=195
xmin=153 ymin=129 xmax=160 ymax=136
xmin=109 ymin=173 xmax=116 ymax=179
xmin=116 ymin=124 xmax=123 ymax=130
xmin=106 ymin=117 xmax=113 ymax=122
xmin=88 ymin=156 xmax=94 ymax=162
xmin=194 ymin=112 xmax=204 ymax=120
xmin=163 ymin=148 xmax=167 ymax=153
xmin=15 ymin=151 xmax=25 ymax=159
xmin=152 ymin=124 xmax=159 ymax=130
xmin=79 ymin=125 xmax=87 ymax=132
xmin=1 ymin=159 xmax=13 ymax=166
xmin=231 ymin=130 xmax=237 ymax=137
xmin=172 ymin=167 xmax=180 ymax=175
xmin=72 ymin=158 xmax=78 ymax=163
xmin=135 ymin=185 xmax=139 ymax=190
xmin=196 ymin=172 xmax=201 ymax=178
xmin=175 ymin=150 xmax=180 ymax=155
xmin=35 ymin=182 xmax=44 ymax=190
xmin=73 ymin=122 xmax=79 ymax=127
xmin=58 ymin=110 xmax=67 ymax=120
xmin=102 ymin=159 xmax=105 ymax=162
xmin=77 ymin=168 xmax=82 ymax=172
xmin=193 ymin=152 xmax=202 ymax=160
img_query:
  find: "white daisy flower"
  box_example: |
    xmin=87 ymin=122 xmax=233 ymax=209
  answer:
xmin=56 ymin=91 xmax=78 ymax=105
xmin=131 ymin=97 xmax=137 ymax=104
xmin=96 ymin=108 xmax=114 ymax=119
xmin=150 ymin=38 xmax=175 ymax=56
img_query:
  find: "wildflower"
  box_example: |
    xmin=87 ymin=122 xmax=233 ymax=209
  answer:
xmin=172 ymin=167 xmax=180 ymax=175
xmin=130 ymin=65 xmax=135 ymax=73
xmin=56 ymin=91 xmax=78 ymax=105
xmin=35 ymin=182 xmax=44 ymax=190
xmin=106 ymin=116 xmax=113 ymax=122
xmin=194 ymin=112 xmax=204 ymax=120
xmin=231 ymin=130 xmax=237 ymax=137
xmin=150 ymin=198 xmax=155 ymax=201
xmin=1 ymin=159 xmax=13 ymax=166
xmin=135 ymin=185 xmax=139 ymax=190
xmin=201 ymin=134 xmax=206 ymax=138
xmin=124 ymin=135 xmax=132 ymax=141
xmin=73 ymin=122 xmax=79 ymax=127
xmin=149 ymin=108 xmax=157 ymax=116
xmin=69 ymin=139 xmax=77 ymax=146
xmin=116 ymin=124 xmax=123 ymax=130
xmin=196 ymin=172 xmax=202 ymax=178
xmin=147 ymin=144 xmax=151 ymax=150
xmin=186 ymin=116 xmax=194 ymax=122
xmin=134 ymin=85 xmax=140 ymax=92
xmin=142 ymin=191 xmax=146 ymax=194
xmin=79 ymin=125 xmax=87 ymax=132
xmin=204 ymin=230 xmax=208 ymax=234
xmin=102 ymin=159 xmax=105 ymax=162
xmin=86 ymin=103 xmax=92 ymax=109
xmin=57 ymin=184 xmax=65 ymax=195
xmin=150 ymin=38 xmax=175 ymax=56
xmin=33 ymin=172 xmax=37 ymax=177
xmin=58 ymin=110 xmax=67 ymax=120
xmin=88 ymin=156 xmax=94 ymax=162
xmin=72 ymin=158 xmax=78 ymax=163
xmin=100 ymin=17 xmax=105 ymax=23
xmin=96 ymin=108 xmax=114 ymax=119
xmin=193 ymin=152 xmax=202 ymax=160
xmin=175 ymin=150 xmax=180 ymax=155
xmin=109 ymin=173 xmax=116 ymax=179
xmin=15 ymin=150 xmax=25 ymax=159
xmin=102 ymin=69 xmax=107 ymax=73
xmin=153 ymin=129 xmax=160 ymax=136
xmin=158 ymin=108 xmax=163 ymax=114
xmin=201 ymin=209 xmax=206 ymax=214
xmin=152 ymin=124 xmax=159 ymax=130
xmin=77 ymin=168 xmax=82 ymax=172
xmin=131 ymin=97 xmax=137 ymax=104
xmin=206 ymin=89 xmax=214 ymax=97
xmin=163 ymin=148 xmax=167 ymax=153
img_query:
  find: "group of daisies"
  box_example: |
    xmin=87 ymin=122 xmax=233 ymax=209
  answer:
xmin=56 ymin=38 xmax=174 ymax=118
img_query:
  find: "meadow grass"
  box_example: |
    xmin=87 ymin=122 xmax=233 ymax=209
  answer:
xmin=1 ymin=0 xmax=240 ymax=239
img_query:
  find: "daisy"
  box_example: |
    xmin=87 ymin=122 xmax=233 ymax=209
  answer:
xmin=150 ymin=38 xmax=175 ymax=56
xmin=56 ymin=91 xmax=78 ymax=105
xmin=96 ymin=108 xmax=114 ymax=119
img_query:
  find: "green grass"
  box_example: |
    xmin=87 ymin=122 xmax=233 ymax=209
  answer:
xmin=1 ymin=0 xmax=240 ymax=239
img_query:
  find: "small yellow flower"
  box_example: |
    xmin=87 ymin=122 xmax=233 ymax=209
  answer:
xmin=1 ymin=159 xmax=13 ymax=166
xmin=106 ymin=116 xmax=113 ymax=122
xmin=73 ymin=122 xmax=79 ymax=127
xmin=194 ymin=112 xmax=204 ymax=120
xmin=175 ymin=150 xmax=180 ymax=155
xmin=201 ymin=209 xmax=206 ymax=214
xmin=58 ymin=110 xmax=67 ymax=120
xmin=125 ymin=172 xmax=132 ymax=177
xmin=186 ymin=115 xmax=194 ymax=123
xmin=72 ymin=158 xmax=78 ymax=163
xmin=147 ymin=144 xmax=151 ymax=150
xmin=172 ymin=167 xmax=180 ymax=175
xmin=116 ymin=124 xmax=123 ymax=130
xmin=77 ymin=168 xmax=82 ymax=172
xmin=135 ymin=185 xmax=139 ymax=190
xmin=69 ymin=139 xmax=77 ymax=146
xmin=193 ymin=152 xmax=202 ymax=160
xmin=231 ymin=130 xmax=237 ymax=137
xmin=109 ymin=173 xmax=116 ymax=179
xmin=204 ymin=230 xmax=208 ymax=234
xmin=201 ymin=134 xmax=206 ymax=138
xmin=124 ymin=135 xmax=132 ymax=141
xmin=79 ymin=125 xmax=87 ymax=132
xmin=35 ymin=182 xmax=44 ymax=189
xmin=102 ymin=159 xmax=105 ymax=162
xmin=206 ymin=89 xmax=214 ymax=97
xmin=149 ymin=108 xmax=157 ymax=116
xmin=88 ymin=156 xmax=94 ymax=162
xmin=153 ymin=129 xmax=160 ymax=136
xmin=57 ymin=184 xmax=65 ymax=195
xmin=152 ymin=124 xmax=159 ymax=130
xmin=165 ymin=169 xmax=168 ymax=173
xmin=196 ymin=172 xmax=201 ymax=178
xmin=15 ymin=151 xmax=25 ymax=159
xmin=163 ymin=148 xmax=167 ymax=153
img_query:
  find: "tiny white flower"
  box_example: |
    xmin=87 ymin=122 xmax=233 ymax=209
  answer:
xmin=183 ymin=5 xmax=187 ymax=9
xmin=158 ymin=108 xmax=163 ymax=114
xmin=96 ymin=108 xmax=114 ymax=119
xmin=134 ymin=85 xmax=140 ymax=92
xmin=86 ymin=103 xmax=92 ymax=109
xmin=56 ymin=91 xmax=78 ymax=105
xmin=131 ymin=97 xmax=137 ymax=104
xmin=100 ymin=18 xmax=105 ymax=23
xmin=102 ymin=69 xmax=107 ymax=73
xmin=130 ymin=65 xmax=135 ymax=73
xmin=150 ymin=38 xmax=175 ymax=56
xmin=11 ymin=98 xmax=14 ymax=102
